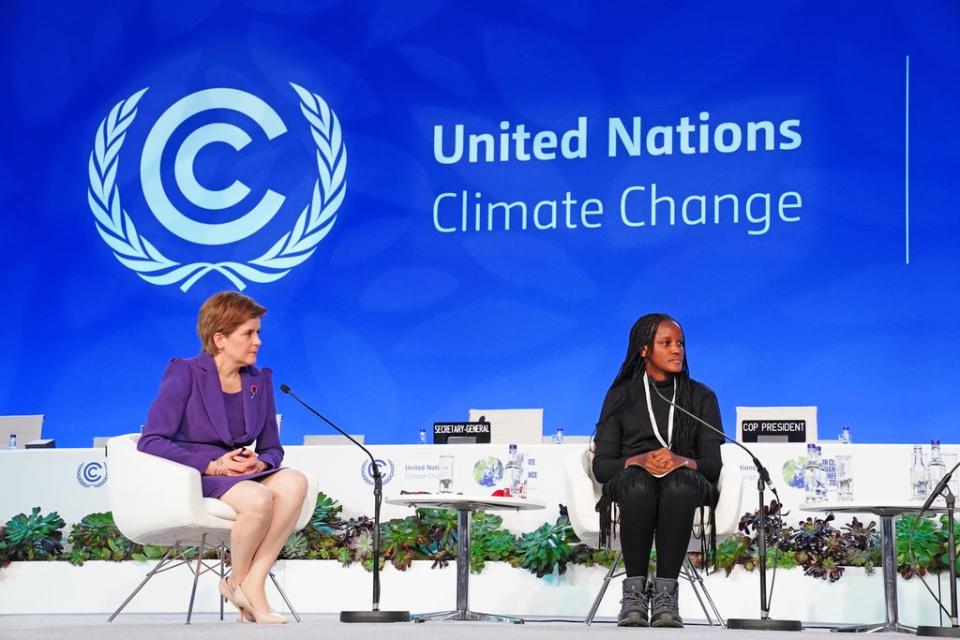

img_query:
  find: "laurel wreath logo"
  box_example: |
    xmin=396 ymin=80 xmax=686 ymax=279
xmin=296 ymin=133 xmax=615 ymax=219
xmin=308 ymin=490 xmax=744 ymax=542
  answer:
xmin=87 ymin=84 xmax=346 ymax=291
xmin=76 ymin=461 xmax=107 ymax=488
xmin=360 ymin=458 xmax=396 ymax=486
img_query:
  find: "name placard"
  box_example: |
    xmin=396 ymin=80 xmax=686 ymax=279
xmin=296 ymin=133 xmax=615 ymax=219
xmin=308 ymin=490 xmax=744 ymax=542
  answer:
xmin=433 ymin=420 xmax=492 ymax=444
xmin=741 ymin=419 xmax=807 ymax=442
xmin=736 ymin=406 xmax=817 ymax=443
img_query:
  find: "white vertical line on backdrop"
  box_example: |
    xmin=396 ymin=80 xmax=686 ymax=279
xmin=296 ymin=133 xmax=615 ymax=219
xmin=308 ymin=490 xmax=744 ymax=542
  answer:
xmin=905 ymin=54 xmax=910 ymax=265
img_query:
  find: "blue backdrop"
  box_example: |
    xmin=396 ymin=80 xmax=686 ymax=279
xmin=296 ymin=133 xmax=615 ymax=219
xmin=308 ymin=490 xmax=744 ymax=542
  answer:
xmin=2 ymin=1 xmax=958 ymax=447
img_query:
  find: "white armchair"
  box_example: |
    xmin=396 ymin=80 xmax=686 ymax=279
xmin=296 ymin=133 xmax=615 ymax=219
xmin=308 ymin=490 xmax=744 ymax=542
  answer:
xmin=106 ymin=434 xmax=319 ymax=623
xmin=563 ymin=445 xmax=743 ymax=626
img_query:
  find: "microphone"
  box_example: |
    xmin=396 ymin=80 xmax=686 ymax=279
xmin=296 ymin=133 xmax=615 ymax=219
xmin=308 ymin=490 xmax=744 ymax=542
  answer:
xmin=648 ymin=375 xmax=802 ymax=629
xmin=650 ymin=377 xmax=802 ymax=630
xmin=279 ymin=384 xmax=380 ymax=477
xmin=649 ymin=378 xmax=777 ymax=496
xmin=921 ymin=461 xmax=960 ymax=511
xmin=280 ymin=384 xmax=409 ymax=623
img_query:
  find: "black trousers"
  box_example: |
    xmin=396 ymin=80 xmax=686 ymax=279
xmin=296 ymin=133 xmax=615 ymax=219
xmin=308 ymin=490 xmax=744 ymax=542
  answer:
xmin=604 ymin=466 xmax=709 ymax=579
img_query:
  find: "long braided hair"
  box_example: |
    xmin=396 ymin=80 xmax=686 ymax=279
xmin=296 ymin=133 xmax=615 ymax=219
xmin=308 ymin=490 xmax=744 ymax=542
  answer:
xmin=598 ymin=312 xmax=698 ymax=458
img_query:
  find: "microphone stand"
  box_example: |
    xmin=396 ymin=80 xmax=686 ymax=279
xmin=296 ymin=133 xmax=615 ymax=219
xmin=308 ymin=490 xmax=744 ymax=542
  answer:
xmin=281 ymin=385 xmax=410 ymax=623
xmin=650 ymin=382 xmax=802 ymax=631
xmin=918 ymin=475 xmax=960 ymax=637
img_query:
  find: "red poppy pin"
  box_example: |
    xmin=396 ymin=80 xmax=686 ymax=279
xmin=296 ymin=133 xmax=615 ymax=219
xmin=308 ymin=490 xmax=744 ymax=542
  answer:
xmin=250 ymin=384 xmax=258 ymax=399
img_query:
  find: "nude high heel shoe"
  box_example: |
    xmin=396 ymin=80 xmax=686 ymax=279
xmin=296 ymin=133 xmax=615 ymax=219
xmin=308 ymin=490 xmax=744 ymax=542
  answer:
xmin=233 ymin=582 xmax=287 ymax=624
xmin=218 ymin=577 xmax=259 ymax=623
xmin=218 ymin=577 xmax=244 ymax=615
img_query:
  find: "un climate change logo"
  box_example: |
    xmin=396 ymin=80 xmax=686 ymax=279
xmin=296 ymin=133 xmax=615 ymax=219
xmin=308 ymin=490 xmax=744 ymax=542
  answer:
xmin=361 ymin=458 xmax=396 ymax=486
xmin=77 ymin=461 xmax=107 ymax=488
xmin=87 ymin=85 xmax=347 ymax=291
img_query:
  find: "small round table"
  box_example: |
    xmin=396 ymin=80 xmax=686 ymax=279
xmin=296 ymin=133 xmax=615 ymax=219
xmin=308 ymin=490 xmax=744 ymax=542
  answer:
xmin=386 ymin=494 xmax=545 ymax=624
xmin=801 ymin=501 xmax=943 ymax=634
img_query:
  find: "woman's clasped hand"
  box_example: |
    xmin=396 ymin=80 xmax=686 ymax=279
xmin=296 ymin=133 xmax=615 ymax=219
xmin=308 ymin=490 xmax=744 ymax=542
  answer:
xmin=624 ymin=447 xmax=692 ymax=477
xmin=205 ymin=448 xmax=266 ymax=477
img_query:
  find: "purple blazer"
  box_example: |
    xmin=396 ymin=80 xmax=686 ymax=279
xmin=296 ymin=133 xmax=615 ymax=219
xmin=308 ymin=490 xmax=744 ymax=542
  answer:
xmin=138 ymin=352 xmax=284 ymax=497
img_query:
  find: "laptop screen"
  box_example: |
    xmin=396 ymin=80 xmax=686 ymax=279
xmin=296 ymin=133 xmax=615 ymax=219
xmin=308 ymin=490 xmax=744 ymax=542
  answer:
xmin=0 ymin=415 xmax=44 ymax=449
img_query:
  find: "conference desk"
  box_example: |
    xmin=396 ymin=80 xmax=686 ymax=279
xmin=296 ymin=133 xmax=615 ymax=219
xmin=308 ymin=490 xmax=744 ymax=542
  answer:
xmin=0 ymin=441 xmax=957 ymax=624
xmin=1 ymin=442 xmax=956 ymax=530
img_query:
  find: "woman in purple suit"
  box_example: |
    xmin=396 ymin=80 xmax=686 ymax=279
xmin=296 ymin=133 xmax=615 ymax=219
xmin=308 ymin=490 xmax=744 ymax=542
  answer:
xmin=138 ymin=292 xmax=307 ymax=624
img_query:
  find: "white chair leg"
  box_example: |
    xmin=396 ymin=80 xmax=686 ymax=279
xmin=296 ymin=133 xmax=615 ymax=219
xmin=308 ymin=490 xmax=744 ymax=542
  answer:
xmin=585 ymin=551 xmax=624 ymax=626
xmin=185 ymin=535 xmax=206 ymax=624
xmin=108 ymin=538 xmax=304 ymax=624
xmin=683 ymin=555 xmax=725 ymax=628
xmin=682 ymin=558 xmax=712 ymax=625
xmin=107 ymin=545 xmax=179 ymax=622
xmin=269 ymin=570 xmax=302 ymax=623
xmin=218 ymin=546 xmax=226 ymax=621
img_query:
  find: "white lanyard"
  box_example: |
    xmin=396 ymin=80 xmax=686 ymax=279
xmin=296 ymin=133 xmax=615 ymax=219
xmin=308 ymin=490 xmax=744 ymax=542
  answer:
xmin=643 ymin=372 xmax=676 ymax=450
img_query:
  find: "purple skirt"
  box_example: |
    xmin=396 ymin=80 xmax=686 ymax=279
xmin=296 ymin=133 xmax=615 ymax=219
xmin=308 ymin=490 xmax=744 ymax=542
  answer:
xmin=202 ymin=467 xmax=283 ymax=498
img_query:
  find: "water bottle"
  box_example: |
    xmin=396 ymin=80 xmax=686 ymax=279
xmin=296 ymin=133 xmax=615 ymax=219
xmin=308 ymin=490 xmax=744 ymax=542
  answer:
xmin=836 ymin=454 xmax=854 ymax=501
xmin=418 ymin=427 xmax=427 ymax=445
xmin=803 ymin=443 xmax=819 ymax=503
xmin=927 ymin=440 xmax=946 ymax=498
xmin=505 ymin=443 xmax=524 ymax=495
xmin=525 ymin=454 xmax=538 ymax=496
xmin=815 ymin=445 xmax=828 ymax=501
xmin=839 ymin=425 xmax=852 ymax=444
xmin=911 ymin=444 xmax=928 ymax=500
xmin=7 ymin=433 xmax=16 ymax=449
xmin=552 ymin=427 xmax=564 ymax=444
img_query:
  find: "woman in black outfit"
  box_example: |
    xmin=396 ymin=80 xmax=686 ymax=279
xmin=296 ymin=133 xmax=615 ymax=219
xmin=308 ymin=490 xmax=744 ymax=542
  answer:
xmin=593 ymin=313 xmax=724 ymax=627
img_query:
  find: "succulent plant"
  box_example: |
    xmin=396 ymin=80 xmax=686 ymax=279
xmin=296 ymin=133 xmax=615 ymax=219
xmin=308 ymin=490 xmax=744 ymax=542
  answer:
xmin=309 ymin=492 xmax=344 ymax=536
xmin=280 ymin=532 xmax=310 ymax=559
xmin=2 ymin=508 xmax=66 ymax=562
xmin=896 ymin=514 xmax=945 ymax=578
xmin=380 ymin=518 xmax=427 ymax=571
xmin=516 ymin=517 xmax=575 ymax=578
xmin=66 ymin=511 xmax=142 ymax=565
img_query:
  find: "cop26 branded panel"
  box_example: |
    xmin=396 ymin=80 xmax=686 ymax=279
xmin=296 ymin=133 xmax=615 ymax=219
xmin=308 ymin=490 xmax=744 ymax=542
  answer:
xmin=1 ymin=2 xmax=958 ymax=446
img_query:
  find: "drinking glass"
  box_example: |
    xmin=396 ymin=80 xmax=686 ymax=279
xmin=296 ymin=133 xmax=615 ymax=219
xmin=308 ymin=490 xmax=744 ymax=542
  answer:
xmin=438 ymin=455 xmax=455 ymax=493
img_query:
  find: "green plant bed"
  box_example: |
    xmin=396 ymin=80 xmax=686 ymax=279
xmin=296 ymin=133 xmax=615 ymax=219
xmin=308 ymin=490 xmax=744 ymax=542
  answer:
xmin=717 ymin=501 xmax=954 ymax=582
xmin=2 ymin=493 xmax=956 ymax=584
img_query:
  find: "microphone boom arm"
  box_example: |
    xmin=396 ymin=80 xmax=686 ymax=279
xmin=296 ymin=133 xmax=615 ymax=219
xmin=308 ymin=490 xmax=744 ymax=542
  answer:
xmin=649 ymin=382 xmax=776 ymax=497
xmin=279 ymin=384 xmax=409 ymax=621
xmin=280 ymin=384 xmax=380 ymax=478
xmin=649 ymin=378 xmax=797 ymax=627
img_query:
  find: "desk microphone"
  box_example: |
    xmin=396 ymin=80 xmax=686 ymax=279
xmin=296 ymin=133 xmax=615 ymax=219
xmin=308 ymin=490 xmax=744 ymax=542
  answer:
xmin=649 ymin=376 xmax=801 ymax=630
xmin=279 ymin=384 xmax=409 ymax=623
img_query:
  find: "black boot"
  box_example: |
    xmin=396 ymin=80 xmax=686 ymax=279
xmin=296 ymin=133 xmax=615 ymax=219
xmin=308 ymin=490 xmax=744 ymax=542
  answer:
xmin=650 ymin=577 xmax=683 ymax=628
xmin=617 ymin=576 xmax=649 ymax=627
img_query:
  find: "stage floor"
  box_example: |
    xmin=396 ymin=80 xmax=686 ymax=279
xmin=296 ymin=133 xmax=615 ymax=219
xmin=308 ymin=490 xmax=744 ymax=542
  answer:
xmin=0 ymin=614 xmax=905 ymax=640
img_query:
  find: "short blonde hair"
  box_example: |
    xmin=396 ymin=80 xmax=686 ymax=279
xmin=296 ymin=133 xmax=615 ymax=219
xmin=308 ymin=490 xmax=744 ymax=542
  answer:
xmin=197 ymin=292 xmax=267 ymax=355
